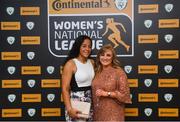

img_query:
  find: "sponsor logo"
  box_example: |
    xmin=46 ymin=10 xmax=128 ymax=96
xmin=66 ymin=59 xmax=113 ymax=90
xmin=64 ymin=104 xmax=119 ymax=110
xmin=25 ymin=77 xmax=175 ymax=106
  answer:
xmin=47 ymin=94 xmax=55 ymax=102
xmin=41 ymin=79 xmax=60 ymax=88
xmin=144 ymin=79 xmax=152 ymax=87
xmin=7 ymin=36 xmax=15 ymax=45
xmin=2 ymin=80 xmax=22 ymax=88
xmin=144 ymin=50 xmax=152 ymax=59
xmin=27 ymin=52 xmax=35 ymax=60
xmin=144 ymin=19 xmax=152 ymax=28
xmin=26 ymin=21 xmax=35 ymax=30
xmin=1 ymin=22 xmax=21 ymax=30
xmin=20 ymin=7 xmax=40 ymax=15
xmin=6 ymin=7 xmax=14 ymax=15
xmin=1 ymin=52 xmax=21 ymax=60
xmin=159 ymin=19 xmax=179 ymax=28
xmin=125 ymin=108 xmax=138 ymax=116
xmin=138 ymin=93 xmax=158 ymax=102
xmin=124 ymin=65 xmax=132 ymax=74
xmin=164 ymin=4 xmax=174 ymax=13
xmin=48 ymin=0 xmax=134 ymax=57
xmin=27 ymin=108 xmax=36 ymax=117
xmin=2 ymin=109 xmax=22 ymax=117
xmin=164 ymin=93 xmax=173 ymax=102
xmin=158 ymin=108 xmax=179 ymax=117
xmin=47 ymin=66 xmax=55 ymax=74
xmin=22 ymin=94 xmax=41 ymax=102
xmin=8 ymin=94 xmax=16 ymax=103
xmin=144 ymin=108 xmax=152 ymax=116
xmin=164 ymin=34 xmax=173 ymax=43
xmin=128 ymin=79 xmax=138 ymax=87
xmin=138 ymin=4 xmax=158 ymax=13
xmin=41 ymin=108 xmax=61 ymax=116
xmin=138 ymin=65 xmax=158 ymax=74
xmin=21 ymin=36 xmax=40 ymax=45
xmin=27 ymin=79 xmax=36 ymax=88
xmin=138 ymin=34 xmax=158 ymax=43
xmin=158 ymin=79 xmax=179 ymax=88
xmin=158 ymin=50 xmax=179 ymax=59
xmin=7 ymin=66 xmax=16 ymax=75
xmin=21 ymin=66 xmax=41 ymax=75
xmin=164 ymin=65 xmax=173 ymax=74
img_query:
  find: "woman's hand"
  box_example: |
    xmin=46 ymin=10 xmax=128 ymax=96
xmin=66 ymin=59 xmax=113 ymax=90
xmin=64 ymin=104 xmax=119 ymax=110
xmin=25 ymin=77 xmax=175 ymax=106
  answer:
xmin=67 ymin=108 xmax=82 ymax=119
xmin=96 ymin=89 xmax=107 ymax=97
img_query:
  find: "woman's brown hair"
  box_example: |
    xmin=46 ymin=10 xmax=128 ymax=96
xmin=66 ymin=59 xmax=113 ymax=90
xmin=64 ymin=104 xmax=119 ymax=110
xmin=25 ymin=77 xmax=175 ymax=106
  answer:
xmin=95 ymin=44 xmax=121 ymax=74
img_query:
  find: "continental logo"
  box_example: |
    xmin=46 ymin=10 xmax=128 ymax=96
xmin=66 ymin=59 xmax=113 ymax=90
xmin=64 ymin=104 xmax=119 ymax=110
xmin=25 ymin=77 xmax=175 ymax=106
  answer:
xmin=2 ymin=109 xmax=22 ymax=118
xmin=138 ymin=93 xmax=158 ymax=102
xmin=158 ymin=50 xmax=179 ymax=59
xmin=21 ymin=36 xmax=40 ymax=45
xmin=48 ymin=0 xmax=133 ymax=17
xmin=138 ymin=34 xmax=158 ymax=43
xmin=128 ymin=79 xmax=138 ymax=87
xmin=1 ymin=22 xmax=20 ymax=30
xmin=158 ymin=79 xmax=179 ymax=87
xmin=138 ymin=4 xmax=158 ymax=13
xmin=61 ymin=94 xmax=63 ymax=102
xmin=1 ymin=52 xmax=21 ymax=60
xmin=22 ymin=94 xmax=41 ymax=102
xmin=125 ymin=108 xmax=138 ymax=117
xmin=158 ymin=108 xmax=179 ymax=117
xmin=159 ymin=19 xmax=179 ymax=28
xmin=21 ymin=66 xmax=41 ymax=75
xmin=41 ymin=108 xmax=61 ymax=116
xmin=41 ymin=79 xmax=60 ymax=88
xmin=2 ymin=80 xmax=22 ymax=88
xmin=138 ymin=65 xmax=158 ymax=74
xmin=20 ymin=7 xmax=40 ymax=15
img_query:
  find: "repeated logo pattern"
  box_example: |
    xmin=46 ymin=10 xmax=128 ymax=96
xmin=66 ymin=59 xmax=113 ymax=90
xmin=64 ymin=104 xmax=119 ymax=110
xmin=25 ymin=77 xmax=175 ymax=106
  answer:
xmin=0 ymin=0 xmax=179 ymax=121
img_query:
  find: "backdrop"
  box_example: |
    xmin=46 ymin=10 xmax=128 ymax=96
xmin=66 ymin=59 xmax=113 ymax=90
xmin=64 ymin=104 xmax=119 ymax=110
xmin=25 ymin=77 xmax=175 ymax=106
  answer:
xmin=0 ymin=0 xmax=180 ymax=121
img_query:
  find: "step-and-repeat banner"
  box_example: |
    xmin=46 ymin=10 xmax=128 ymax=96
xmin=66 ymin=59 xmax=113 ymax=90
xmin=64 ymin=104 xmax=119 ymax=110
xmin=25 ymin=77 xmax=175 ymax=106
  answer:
xmin=0 ymin=0 xmax=179 ymax=121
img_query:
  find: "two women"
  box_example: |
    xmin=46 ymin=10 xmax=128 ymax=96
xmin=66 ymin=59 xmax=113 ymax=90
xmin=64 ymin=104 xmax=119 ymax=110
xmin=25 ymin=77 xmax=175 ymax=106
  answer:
xmin=62 ymin=35 xmax=131 ymax=121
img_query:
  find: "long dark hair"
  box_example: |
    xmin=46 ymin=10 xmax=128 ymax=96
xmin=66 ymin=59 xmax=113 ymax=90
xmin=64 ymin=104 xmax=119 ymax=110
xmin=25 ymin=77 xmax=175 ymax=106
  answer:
xmin=63 ymin=35 xmax=92 ymax=65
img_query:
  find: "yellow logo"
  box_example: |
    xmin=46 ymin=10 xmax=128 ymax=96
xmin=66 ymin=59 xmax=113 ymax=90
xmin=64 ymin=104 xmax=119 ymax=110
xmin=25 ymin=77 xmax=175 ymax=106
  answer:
xmin=2 ymin=109 xmax=22 ymax=117
xmin=125 ymin=108 xmax=139 ymax=116
xmin=41 ymin=108 xmax=61 ymax=116
xmin=158 ymin=79 xmax=179 ymax=87
xmin=158 ymin=108 xmax=179 ymax=117
xmin=1 ymin=22 xmax=20 ymax=30
xmin=21 ymin=66 xmax=41 ymax=75
xmin=138 ymin=65 xmax=158 ymax=74
xmin=21 ymin=36 xmax=40 ymax=45
xmin=20 ymin=7 xmax=40 ymax=15
xmin=22 ymin=94 xmax=41 ymax=102
xmin=138 ymin=34 xmax=158 ymax=43
xmin=158 ymin=50 xmax=179 ymax=59
xmin=1 ymin=52 xmax=21 ymax=60
xmin=2 ymin=80 xmax=22 ymax=88
xmin=128 ymin=79 xmax=138 ymax=87
xmin=138 ymin=4 xmax=158 ymax=13
xmin=159 ymin=19 xmax=179 ymax=28
xmin=41 ymin=79 xmax=60 ymax=88
xmin=138 ymin=93 xmax=158 ymax=102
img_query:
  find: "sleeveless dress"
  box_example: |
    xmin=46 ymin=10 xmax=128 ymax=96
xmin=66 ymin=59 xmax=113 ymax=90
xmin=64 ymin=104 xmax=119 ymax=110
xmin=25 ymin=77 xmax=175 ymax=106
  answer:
xmin=65 ymin=58 xmax=94 ymax=122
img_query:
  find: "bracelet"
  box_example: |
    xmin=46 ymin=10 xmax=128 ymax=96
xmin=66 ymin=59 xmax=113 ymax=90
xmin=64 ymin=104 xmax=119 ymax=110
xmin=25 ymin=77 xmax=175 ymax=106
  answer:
xmin=107 ymin=92 xmax=111 ymax=97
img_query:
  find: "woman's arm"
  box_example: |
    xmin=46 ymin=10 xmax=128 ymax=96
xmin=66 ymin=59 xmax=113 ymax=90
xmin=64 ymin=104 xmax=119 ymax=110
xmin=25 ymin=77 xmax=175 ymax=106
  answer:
xmin=62 ymin=60 xmax=81 ymax=118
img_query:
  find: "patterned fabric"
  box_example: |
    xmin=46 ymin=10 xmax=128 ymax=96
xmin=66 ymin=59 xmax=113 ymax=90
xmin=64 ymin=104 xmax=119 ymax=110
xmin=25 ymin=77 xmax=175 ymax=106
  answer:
xmin=65 ymin=90 xmax=93 ymax=122
xmin=92 ymin=67 xmax=131 ymax=121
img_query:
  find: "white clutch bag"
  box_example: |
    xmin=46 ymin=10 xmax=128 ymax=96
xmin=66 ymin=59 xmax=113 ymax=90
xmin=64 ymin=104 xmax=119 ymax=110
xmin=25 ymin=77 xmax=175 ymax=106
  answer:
xmin=70 ymin=99 xmax=91 ymax=119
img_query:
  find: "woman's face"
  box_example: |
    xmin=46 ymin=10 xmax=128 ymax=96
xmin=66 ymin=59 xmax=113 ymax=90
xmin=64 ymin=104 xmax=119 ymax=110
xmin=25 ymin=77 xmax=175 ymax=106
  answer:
xmin=79 ymin=39 xmax=92 ymax=58
xmin=99 ymin=49 xmax=113 ymax=67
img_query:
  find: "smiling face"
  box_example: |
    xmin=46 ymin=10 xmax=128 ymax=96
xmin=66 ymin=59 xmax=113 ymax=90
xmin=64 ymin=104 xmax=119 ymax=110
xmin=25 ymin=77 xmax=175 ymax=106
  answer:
xmin=99 ymin=49 xmax=113 ymax=68
xmin=79 ymin=39 xmax=92 ymax=58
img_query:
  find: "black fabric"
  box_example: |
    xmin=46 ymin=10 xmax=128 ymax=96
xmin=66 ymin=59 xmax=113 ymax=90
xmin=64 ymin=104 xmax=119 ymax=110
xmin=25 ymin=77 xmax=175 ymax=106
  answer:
xmin=70 ymin=74 xmax=91 ymax=92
